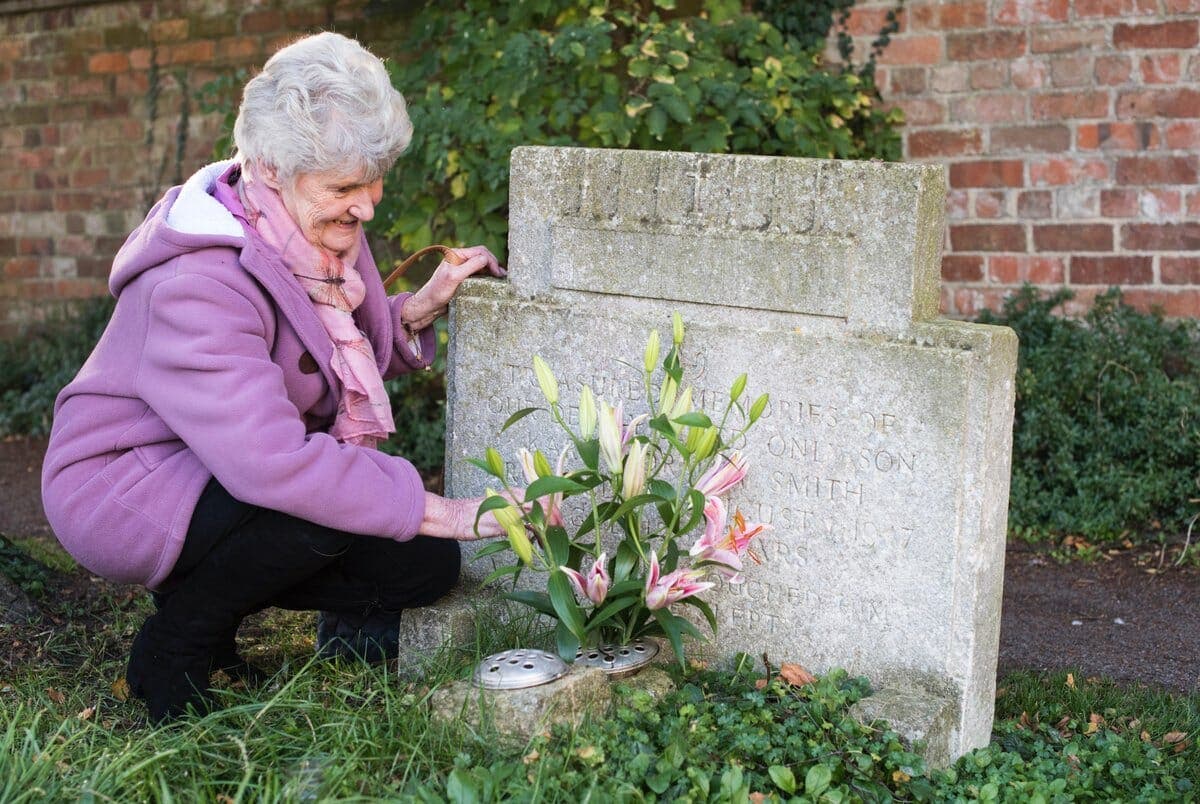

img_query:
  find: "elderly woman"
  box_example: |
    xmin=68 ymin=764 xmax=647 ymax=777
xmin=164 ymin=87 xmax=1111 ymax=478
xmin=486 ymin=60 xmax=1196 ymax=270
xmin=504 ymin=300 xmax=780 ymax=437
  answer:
xmin=41 ymin=32 xmax=508 ymax=722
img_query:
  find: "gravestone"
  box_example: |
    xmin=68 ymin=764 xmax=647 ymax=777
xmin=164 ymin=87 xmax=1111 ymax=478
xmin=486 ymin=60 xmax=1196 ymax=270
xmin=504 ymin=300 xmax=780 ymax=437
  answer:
xmin=444 ymin=146 xmax=1017 ymax=761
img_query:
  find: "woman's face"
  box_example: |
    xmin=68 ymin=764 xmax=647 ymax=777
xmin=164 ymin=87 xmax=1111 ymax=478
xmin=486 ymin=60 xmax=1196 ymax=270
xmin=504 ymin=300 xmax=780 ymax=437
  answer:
xmin=278 ymin=168 xmax=384 ymax=256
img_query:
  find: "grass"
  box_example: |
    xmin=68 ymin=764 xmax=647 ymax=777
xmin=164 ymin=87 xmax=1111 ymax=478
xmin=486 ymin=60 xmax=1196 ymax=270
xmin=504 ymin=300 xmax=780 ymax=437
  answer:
xmin=1 ymin=536 xmax=1197 ymax=801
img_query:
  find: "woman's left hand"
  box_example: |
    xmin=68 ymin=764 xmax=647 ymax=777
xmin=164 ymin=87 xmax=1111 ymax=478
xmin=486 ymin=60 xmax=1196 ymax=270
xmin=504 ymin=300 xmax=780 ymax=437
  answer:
xmin=401 ymin=245 xmax=505 ymax=331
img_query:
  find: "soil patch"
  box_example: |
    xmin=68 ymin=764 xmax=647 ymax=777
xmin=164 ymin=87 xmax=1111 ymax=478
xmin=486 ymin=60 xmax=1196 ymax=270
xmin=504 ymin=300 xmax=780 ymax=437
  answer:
xmin=3 ymin=436 xmax=1197 ymax=692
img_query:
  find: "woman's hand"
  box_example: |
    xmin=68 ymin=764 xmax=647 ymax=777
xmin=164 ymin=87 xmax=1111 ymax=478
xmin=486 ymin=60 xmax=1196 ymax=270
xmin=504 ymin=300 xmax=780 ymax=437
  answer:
xmin=421 ymin=490 xmax=523 ymax=541
xmin=401 ymin=246 xmax=505 ymax=332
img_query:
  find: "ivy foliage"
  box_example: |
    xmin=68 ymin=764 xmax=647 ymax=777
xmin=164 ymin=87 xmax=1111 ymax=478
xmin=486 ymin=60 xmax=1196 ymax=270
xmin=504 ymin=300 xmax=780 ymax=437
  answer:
xmin=379 ymin=0 xmax=902 ymax=256
xmin=408 ymin=665 xmax=935 ymax=802
xmin=980 ymin=286 xmax=1200 ymax=543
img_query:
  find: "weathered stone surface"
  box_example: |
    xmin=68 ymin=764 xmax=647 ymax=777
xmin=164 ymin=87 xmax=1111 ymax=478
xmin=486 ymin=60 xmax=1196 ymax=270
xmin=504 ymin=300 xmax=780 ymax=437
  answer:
xmin=396 ymin=586 xmax=493 ymax=672
xmin=849 ymin=686 xmax=956 ymax=769
xmin=443 ymin=146 xmax=1016 ymax=761
xmin=430 ymin=665 xmax=612 ymax=743
xmin=613 ymin=664 xmax=676 ymax=702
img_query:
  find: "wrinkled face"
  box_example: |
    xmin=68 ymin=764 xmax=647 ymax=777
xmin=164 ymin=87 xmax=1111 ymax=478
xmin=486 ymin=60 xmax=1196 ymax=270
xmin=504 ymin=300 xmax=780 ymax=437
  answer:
xmin=276 ymin=168 xmax=384 ymax=256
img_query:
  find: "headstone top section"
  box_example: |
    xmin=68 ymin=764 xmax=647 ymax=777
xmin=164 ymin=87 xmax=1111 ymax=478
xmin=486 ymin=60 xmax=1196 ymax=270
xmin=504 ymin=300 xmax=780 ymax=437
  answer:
xmin=508 ymin=146 xmax=945 ymax=335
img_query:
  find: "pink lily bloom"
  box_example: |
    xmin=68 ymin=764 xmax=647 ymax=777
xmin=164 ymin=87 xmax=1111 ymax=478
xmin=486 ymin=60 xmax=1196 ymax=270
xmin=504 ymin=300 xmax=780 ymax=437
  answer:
xmin=689 ymin=496 xmax=743 ymax=580
xmin=561 ymin=553 xmax=610 ymax=605
xmin=644 ymin=552 xmax=714 ymax=611
xmin=694 ymin=451 xmax=748 ymax=497
xmin=690 ymin=497 xmax=768 ymax=583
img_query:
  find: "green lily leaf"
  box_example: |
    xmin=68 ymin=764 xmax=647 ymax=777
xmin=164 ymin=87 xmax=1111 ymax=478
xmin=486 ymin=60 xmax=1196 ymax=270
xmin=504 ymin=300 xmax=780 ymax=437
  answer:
xmin=609 ymin=493 xmax=660 ymax=522
xmin=651 ymin=608 xmax=701 ymax=666
xmin=548 ymin=570 xmax=587 ymax=640
xmin=470 ymin=540 xmax=513 ymax=562
xmin=673 ymin=411 xmax=713 ymax=428
xmin=545 ymin=525 xmax=570 ymax=567
xmin=481 ymin=563 xmax=522 ymax=586
xmin=555 ymin=620 xmax=581 ymax=662
xmin=585 ymin=595 xmax=638 ymax=629
xmin=678 ymin=595 xmax=718 ymax=634
xmin=465 ymin=457 xmax=505 ymax=480
xmin=502 ymin=410 xmax=538 ymax=435
xmin=504 ymin=589 xmax=556 ymax=617
xmin=525 ymin=475 xmax=588 ymax=500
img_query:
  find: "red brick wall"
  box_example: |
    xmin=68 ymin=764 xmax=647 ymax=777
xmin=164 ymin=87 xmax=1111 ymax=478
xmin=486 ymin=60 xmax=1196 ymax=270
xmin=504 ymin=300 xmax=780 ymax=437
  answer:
xmin=4 ymin=2 xmax=1200 ymax=332
xmin=843 ymin=0 xmax=1200 ymax=318
xmin=0 ymin=0 xmax=404 ymax=336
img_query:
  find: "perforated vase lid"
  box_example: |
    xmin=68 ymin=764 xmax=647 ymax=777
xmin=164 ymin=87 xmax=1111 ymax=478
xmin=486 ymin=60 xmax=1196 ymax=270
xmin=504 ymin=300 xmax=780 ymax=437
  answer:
xmin=574 ymin=639 xmax=659 ymax=676
xmin=473 ymin=649 xmax=569 ymax=690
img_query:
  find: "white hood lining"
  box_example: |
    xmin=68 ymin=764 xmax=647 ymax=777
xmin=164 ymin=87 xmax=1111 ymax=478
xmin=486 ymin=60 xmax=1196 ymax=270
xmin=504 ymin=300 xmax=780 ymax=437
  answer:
xmin=165 ymin=160 xmax=246 ymax=240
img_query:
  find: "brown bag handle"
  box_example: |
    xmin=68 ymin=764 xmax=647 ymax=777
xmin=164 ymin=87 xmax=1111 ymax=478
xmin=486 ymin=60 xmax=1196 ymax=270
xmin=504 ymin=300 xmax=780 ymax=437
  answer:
xmin=382 ymin=244 xmax=465 ymax=289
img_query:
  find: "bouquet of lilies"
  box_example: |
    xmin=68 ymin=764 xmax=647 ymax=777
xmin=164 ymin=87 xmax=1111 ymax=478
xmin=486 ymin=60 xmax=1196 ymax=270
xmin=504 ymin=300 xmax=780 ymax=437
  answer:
xmin=471 ymin=314 xmax=770 ymax=664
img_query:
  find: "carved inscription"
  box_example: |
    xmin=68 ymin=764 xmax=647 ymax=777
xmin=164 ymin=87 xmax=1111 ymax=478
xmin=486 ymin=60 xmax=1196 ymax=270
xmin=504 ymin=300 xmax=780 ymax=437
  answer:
xmin=554 ymin=151 xmax=827 ymax=238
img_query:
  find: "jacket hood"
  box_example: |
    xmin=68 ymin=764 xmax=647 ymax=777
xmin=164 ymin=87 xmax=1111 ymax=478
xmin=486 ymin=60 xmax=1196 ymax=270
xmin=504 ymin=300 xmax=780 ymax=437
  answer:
xmin=110 ymin=161 xmax=247 ymax=296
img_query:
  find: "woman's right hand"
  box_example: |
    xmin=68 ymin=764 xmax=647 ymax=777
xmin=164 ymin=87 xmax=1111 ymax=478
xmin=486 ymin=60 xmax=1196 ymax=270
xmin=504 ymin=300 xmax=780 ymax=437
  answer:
xmin=421 ymin=491 xmax=522 ymax=541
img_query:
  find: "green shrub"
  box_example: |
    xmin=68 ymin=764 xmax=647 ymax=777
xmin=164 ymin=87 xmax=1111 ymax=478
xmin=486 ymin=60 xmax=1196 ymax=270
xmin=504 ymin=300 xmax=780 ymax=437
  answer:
xmin=0 ymin=298 xmax=115 ymax=438
xmin=380 ymin=0 xmax=902 ymax=255
xmin=980 ymin=286 xmax=1200 ymax=544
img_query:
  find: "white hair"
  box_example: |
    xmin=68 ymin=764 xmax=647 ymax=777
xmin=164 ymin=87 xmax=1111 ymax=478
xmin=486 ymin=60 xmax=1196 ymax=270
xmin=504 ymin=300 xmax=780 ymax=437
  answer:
xmin=233 ymin=32 xmax=412 ymax=183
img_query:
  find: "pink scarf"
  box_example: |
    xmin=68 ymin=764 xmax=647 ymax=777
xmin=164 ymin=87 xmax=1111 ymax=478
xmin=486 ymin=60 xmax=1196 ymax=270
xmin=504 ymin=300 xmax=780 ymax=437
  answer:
xmin=239 ymin=172 xmax=395 ymax=448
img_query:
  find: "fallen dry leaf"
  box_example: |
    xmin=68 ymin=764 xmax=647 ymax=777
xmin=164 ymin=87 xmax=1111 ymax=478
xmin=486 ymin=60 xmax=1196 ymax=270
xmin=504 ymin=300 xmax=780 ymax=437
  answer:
xmin=1085 ymin=713 xmax=1104 ymax=735
xmin=754 ymin=678 xmax=768 ymax=690
xmin=994 ymin=686 xmax=1007 ymax=698
xmin=46 ymin=688 xmax=65 ymax=705
xmin=779 ymin=663 xmax=816 ymax=687
xmin=1163 ymin=730 xmax=1190 ymax=752
xmin=749 ymin=793 xmax=768 ymax=803
xmin=217 ymin=795 xmax=237 ymax=804
xmin=1142 ymin=730 xmax=1152 ymax=742
xmin=110 ymin=678 xmax=129 ymax=702
xmin=1066 ymin=673 xmax=1076 ymax=690
xmin=77 ymin=706 xmax=94 ymax=721
xmin=522 ymin=750 xmax=540 ymax=765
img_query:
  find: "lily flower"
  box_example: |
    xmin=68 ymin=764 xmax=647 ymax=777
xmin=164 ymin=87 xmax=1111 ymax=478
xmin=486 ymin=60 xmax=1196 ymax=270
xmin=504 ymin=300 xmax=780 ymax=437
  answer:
xmin=486 ymin=488 xmax=533 ymax=566
xmin=599 ymin=401 xmax=649 ymax=474
xmin=561 ymin=553 xmax=610 ymax=605
xmin=689 ymin=496 xmax=742 ymax=578
xmin=644 ymin=552 xmax=714 ymax=611
xmin=694 ymin=451 xmax=748 ymax=497
xmin=517 ymin=446 xmax=567 ymax=527
xmin=690 ymin=497 xmax=767 ymax=583
xmin=578 ymin=385 xmax=597 ymax=440
xmin=533 ymin=355 xmax=559 ymax=406
xmin=598 ymin=399 xmax=623 ymax=473
xmin=621 ymin=440 xmax=649 ymax=499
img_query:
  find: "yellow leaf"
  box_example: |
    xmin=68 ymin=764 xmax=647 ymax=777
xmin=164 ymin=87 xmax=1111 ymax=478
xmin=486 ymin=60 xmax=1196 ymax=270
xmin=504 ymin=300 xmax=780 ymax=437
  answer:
xmin=110 ymin=678 xmax=129 ymax=702
xmin=1066 ymin=673 xmax=1076 ymax=690
xmin=523 ymin=750 xmax=540 ymax=764
xmin=450 ymin=174 xmax=467 ymax=200
xmin=893 ymin=770 xmax=911 ymax=783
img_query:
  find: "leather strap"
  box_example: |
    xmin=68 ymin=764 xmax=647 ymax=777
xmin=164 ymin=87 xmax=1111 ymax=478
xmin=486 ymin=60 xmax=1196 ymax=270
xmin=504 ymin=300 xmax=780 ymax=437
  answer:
xmin=382 ymin=244 xmax=465 ymax=289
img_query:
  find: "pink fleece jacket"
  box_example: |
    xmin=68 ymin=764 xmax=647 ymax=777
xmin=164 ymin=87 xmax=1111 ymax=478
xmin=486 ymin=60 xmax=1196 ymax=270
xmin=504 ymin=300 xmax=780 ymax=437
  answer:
xmin=41 ymin=161 xmax=436 ymax=589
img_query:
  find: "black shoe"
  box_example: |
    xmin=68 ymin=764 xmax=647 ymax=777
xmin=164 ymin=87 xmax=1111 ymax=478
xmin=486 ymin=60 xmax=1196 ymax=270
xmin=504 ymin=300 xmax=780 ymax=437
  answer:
xmin=211 ymin=630 xmax=269 ymax=686
xmin=126 ymin=613 xmax=216 ymax=723
xmin=315 ymin=610 xmax=401 ymax=663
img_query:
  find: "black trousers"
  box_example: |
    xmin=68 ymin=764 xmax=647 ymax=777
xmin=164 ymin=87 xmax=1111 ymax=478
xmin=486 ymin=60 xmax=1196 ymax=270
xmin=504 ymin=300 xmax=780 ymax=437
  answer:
xmin=157 ymin=477 xmax=460 ymax=621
